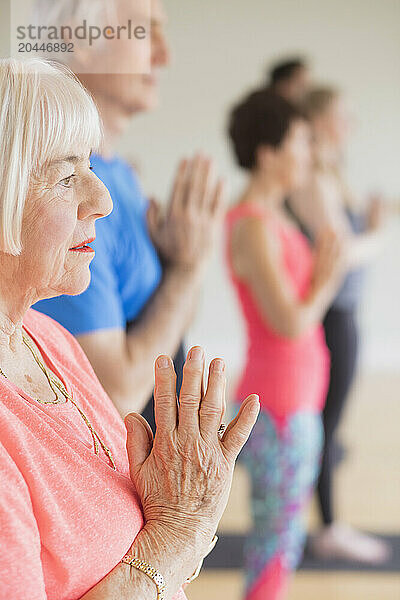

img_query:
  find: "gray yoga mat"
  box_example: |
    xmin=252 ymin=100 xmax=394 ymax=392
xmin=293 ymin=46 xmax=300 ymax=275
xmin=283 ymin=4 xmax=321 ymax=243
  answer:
xmin=203 ymin=534 xmax=400 ymax=572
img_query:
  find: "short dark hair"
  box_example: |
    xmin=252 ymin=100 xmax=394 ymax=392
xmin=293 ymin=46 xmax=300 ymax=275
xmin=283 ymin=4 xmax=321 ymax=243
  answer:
xmin=270 ymin=58 xmax=307 ymax=85
xmin=228 ymin=89 xmax=304 ymax=170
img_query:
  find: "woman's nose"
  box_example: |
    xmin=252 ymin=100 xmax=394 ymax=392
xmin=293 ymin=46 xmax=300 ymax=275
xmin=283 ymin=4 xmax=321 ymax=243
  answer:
xmin=96 ymin=184 xmax=113 ymax=220
xmin=81 ymin=177 xmax=113 ymax=221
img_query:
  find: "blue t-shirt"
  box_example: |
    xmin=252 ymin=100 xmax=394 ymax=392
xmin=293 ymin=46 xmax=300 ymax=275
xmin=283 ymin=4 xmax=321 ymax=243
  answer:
xmin=34 ymin=154 xmax=162 ymax=335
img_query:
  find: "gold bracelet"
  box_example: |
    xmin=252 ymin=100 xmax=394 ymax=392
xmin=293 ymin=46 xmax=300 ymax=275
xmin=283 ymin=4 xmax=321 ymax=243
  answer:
xmin=121 ymin=534 xmax=218 ymax=597
xmin=121 ymin=555 xmax=166 ymax=600
xmin=185 ymin=535 xmax=219 ymax=584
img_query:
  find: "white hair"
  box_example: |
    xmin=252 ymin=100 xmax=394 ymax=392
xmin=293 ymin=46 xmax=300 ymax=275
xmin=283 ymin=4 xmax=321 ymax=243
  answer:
xmin=0 ymin=57 xmax=102 ymax=255
xmin=32 ymin=0 xmax=120 ymax=37
xmin=29 ymin=0 xmax=121 ymax=67
xmin=32 ymin=0 xmax=119 ymax=27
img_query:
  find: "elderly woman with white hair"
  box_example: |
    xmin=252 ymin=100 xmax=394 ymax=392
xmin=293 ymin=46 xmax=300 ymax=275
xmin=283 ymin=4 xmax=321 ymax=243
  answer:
xmin=0 ymin=57 xmax=259 ymax=600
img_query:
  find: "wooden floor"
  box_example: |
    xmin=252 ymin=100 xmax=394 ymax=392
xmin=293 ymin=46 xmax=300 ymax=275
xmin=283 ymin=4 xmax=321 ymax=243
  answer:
xmin=187 ymin=373 xmax=400 ymax=600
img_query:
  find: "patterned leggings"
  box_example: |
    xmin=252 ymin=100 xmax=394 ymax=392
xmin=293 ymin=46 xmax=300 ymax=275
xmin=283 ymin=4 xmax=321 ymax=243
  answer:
xmin=240 ymin=409 xmax=323 ymax=600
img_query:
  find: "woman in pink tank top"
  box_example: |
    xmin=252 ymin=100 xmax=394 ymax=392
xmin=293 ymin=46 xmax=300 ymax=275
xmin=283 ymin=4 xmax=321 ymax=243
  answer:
xmin=226 ymin=89 xmax=344 ymax=599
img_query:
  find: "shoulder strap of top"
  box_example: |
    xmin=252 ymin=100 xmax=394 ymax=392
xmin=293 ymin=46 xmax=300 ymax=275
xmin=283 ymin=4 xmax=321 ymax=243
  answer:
xmin=226 ymin=202 xmax=276 ymax=230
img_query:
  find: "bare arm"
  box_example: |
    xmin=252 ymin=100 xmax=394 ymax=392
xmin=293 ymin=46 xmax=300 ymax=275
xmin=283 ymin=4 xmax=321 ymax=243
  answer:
xmin=232 ymin=216 xmax=343 ymax=339
xmin=290 ymin=176 xmax=387 ymax=269
xmin=343 ymin=197 xmax=388 ymax=267
xmin=79 ymin=543 xmax=156 ymax=600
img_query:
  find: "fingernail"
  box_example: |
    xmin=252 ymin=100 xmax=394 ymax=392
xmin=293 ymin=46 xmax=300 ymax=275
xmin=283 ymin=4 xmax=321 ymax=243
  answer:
xmin=189 ymin=347 xmax=203 ymax=361
xmin=213 ymin=359 xmax=225 ymax=373
xmin=157 ymin=356 xmax=170 ymax=369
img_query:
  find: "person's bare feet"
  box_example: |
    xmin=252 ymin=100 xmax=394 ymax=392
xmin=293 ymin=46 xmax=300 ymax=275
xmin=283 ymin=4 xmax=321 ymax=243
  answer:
xmin=310 ymin=523 xmax=392 ymax=564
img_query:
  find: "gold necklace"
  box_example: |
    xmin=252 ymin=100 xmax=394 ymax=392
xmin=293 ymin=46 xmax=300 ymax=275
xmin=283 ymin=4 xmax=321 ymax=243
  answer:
xmin=0 ymin=332 xmax=116 ymax=471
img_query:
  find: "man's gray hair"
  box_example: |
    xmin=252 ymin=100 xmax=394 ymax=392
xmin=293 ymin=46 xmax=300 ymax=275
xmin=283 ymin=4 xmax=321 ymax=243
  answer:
xmin=32 ymin=0 xmax=119 ymax=29
xmin=30 ymin=0 xmax=121 ymax=66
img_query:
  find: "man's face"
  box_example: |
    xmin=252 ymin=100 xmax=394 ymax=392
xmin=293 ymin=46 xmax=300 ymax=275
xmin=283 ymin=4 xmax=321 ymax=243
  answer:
xmin=81 ymin=0 xmax=170 ymax=115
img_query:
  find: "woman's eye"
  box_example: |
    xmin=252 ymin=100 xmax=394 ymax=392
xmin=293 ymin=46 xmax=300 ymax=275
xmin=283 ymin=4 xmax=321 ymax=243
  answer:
xmin=59 ymin=174 xmax=76 ymax=188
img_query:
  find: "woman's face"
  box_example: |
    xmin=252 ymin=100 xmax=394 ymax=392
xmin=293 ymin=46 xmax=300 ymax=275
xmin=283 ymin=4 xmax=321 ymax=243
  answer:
xmin=275 ymin=119 xmax=312 ymax=191
xmin=19 ymin=154 xmax=112 ymax=302
xmin=315 ymin=96 xmax=353 ymax=149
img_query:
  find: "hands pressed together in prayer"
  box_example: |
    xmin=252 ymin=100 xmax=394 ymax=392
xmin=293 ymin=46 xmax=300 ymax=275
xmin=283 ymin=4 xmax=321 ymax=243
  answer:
xmin=124 ymin=347 xmax=259 ymax=599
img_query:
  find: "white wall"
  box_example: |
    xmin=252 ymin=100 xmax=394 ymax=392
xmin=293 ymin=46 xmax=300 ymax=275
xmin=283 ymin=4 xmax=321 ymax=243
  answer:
xmin=118 ymin=0 xmax=400 ymax=376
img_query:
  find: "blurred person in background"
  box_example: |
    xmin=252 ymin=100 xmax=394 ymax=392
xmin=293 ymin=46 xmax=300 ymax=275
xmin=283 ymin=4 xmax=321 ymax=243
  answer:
xmin=226 ymin=89 xmax=344 ymax=600
xmin=289 ymin=87 xmax=390 ymax=563
xmin=267 ymin=57 xmax=311 ymax=105
xmin=34 ymin=0 xmax=224 ymax=429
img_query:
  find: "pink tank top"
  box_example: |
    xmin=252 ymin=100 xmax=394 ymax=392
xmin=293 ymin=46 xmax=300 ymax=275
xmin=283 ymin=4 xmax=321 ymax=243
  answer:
xmin=226 ymin=203 xmax=329 ymax=426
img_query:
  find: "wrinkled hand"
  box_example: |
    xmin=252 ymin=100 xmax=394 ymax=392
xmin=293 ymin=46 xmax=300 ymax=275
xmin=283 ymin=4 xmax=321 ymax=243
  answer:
xmin=147 ymin=155 xmax=225 ymax=269
xmin=124 ymin=347 xmax=259 ymax=563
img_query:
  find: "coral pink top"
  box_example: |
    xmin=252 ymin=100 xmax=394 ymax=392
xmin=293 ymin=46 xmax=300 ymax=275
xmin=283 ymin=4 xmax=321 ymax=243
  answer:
xmin=226 ymin=203 xmax=329 ymax=428
xmin=0 ymin=309 xmax=186 ymax=600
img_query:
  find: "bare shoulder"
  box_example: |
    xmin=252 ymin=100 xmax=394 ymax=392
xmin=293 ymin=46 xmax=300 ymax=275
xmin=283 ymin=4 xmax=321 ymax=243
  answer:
xmin=230 ymin=214 xmax=279 ymax=278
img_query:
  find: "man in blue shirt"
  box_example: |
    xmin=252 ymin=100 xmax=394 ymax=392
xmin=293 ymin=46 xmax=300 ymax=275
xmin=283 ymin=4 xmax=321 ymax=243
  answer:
xmin=34 ymin=0 xmax=224 ymax=428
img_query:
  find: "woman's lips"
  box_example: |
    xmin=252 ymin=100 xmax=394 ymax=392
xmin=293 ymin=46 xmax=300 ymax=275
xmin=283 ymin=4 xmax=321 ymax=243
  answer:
xmin=69 ymin=238 xmax=95 ymax=253
xmin=69 ymin=246 xmax=95 ymax=253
